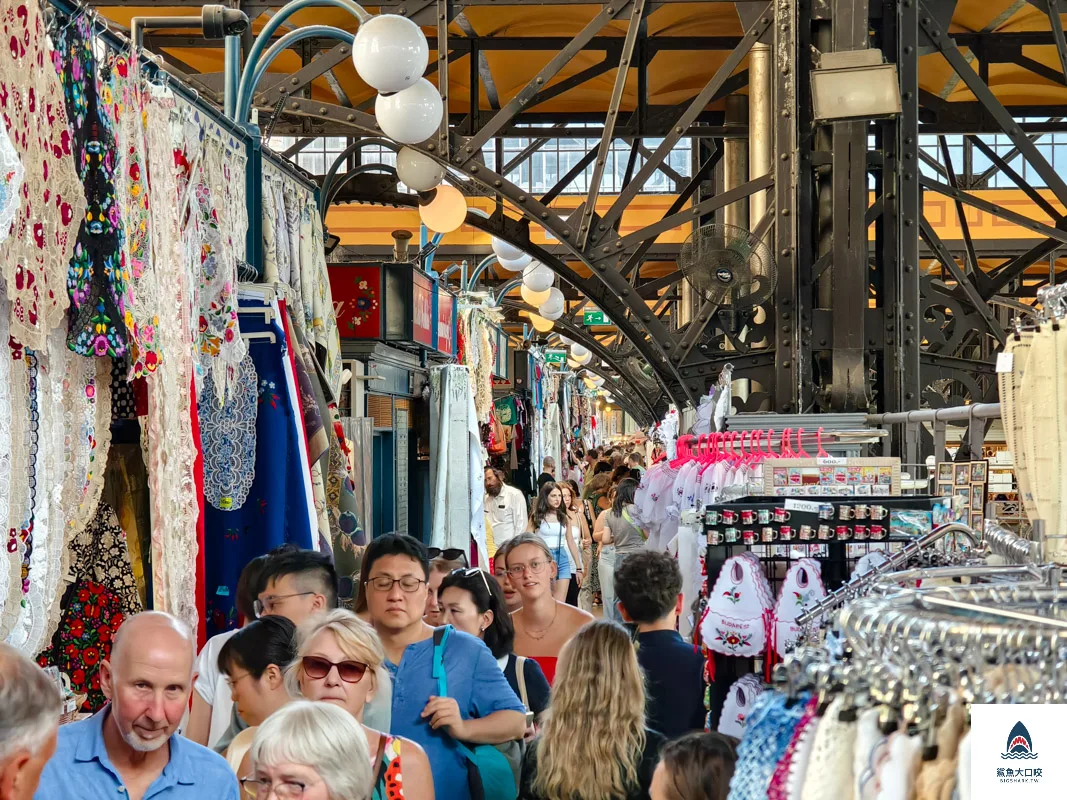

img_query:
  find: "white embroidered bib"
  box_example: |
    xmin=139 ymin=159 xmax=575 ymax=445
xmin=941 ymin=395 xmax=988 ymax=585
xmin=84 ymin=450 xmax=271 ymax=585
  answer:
xmin=718 ymin=673 xmax=764 ymax=738
xmin=702 ymin=552 xmax=774 ymax=657
xmin=773 ymin=558 xmax=827 ymax=657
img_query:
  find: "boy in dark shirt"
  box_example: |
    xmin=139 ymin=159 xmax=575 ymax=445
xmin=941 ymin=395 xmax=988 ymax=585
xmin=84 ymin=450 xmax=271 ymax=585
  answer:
xmin=614 ymin=551 xmax=707 ymax=739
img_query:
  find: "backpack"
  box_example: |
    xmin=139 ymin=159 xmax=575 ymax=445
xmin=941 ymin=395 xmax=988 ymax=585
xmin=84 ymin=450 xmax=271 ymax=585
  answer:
xmin=432 ymin=627 xmax=519 ymax=800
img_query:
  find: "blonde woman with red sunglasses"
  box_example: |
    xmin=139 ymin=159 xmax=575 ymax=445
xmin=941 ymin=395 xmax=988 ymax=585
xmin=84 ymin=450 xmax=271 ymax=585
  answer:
xmin=288 ymin=610 xmax=435 ymax=800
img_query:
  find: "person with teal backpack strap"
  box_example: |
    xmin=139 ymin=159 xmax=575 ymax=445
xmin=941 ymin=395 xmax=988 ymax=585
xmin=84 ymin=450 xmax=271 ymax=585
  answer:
xmin=432 ymin=626 xmax=520 ymax=800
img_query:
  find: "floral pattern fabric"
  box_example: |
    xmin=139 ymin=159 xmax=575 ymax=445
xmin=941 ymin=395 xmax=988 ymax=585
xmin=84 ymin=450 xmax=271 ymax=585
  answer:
xmin=199 ymin=353 xmax=258 ymax=511
xmin=53 ymin=12 xmax=130 ymax=358
xmin=0 ymin=0 xmax=86 ymax=351
xmin=38 ymin=502 xmax=141 ymax=711
xmin=0 ymin=115 xmax=23 ymax=244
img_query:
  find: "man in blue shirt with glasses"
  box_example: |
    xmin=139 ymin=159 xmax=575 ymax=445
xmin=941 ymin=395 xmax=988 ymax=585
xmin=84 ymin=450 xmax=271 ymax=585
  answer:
xmin=35 ymin=612 xmax=238 ymax=800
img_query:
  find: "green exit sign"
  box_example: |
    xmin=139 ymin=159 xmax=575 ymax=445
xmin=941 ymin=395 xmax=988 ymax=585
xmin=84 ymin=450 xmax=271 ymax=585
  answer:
xmin=583 ymin=310 xmax=609 ymax=326
xmin=544 ymin=349 xmax=567 ymax=365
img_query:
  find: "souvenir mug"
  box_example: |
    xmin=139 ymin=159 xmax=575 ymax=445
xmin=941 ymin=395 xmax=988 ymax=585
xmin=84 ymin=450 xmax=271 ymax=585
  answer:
xmin=853 ymin=524 xmax=868 ymax=540
xmin=854 ymin=504 xmax=870 ymax=520
xmin=870 ymin=524 xmax=886 ymax=540
xmin=870 ymin=505 xmax=887 ymax=520
xmin=780 ymin=526 xmax=794 ymax=541
xmin=839 ymin=506 xmax=855 ymax=520
xmin=722 ymin=510 xmax=738 ymax=525
xmin=706 ymin=509 xmax=722 ymax=525
xmin=773 ymin=508 xmax=790 ymax=523
xmin=741 ymin=510 xmax=757 ymax=526
xmin=708 ymin=529 xmax=724 ymax=546
xmin=761 ymin=527 xmax=777 ymax=543
xmin=817 ymin=524 xmax=832 ymax=540
xmin=757 ymin=508 xmax=772 ymax=525
xmin=799 ymin=525 xmax=814 ymax=541
xmin=725 ymin=527 xmax=740 ymax=543
xmin=818 ymin=504 xmax=835 ymax=520
xmin=835 ymin=526 xmax=850 ymax=541
xmin=742 ymin=529 xmax=757 ymax=545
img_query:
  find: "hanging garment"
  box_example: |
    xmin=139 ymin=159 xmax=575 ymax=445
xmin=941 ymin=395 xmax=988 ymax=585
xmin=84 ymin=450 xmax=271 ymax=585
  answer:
xmin=773 ymin=559 xmax=827 ymax=658
xmin=38 ymin=502 xmax=141 ymax=711
xmin=702 ymin=552 xmax=774 ymax=658
xmin=0 ymin=293 xmax=12 ymax=640
xmin=666 ymin=523 xmax=705 ymax=641
xmin=874 ymin=732 xmax=922 ymax=800
xmin=0 ymin=116 xmax=23 ymax=245
xmin=718 ymin=674 xmax=764 ymax=739
xmin=203 ymin=299 xmax=315 ymax=636
xmin=727 ymin=691 xmax=812 ymax=800
xmin=767 ymin=697 xmax=819 ymax=800
xmin=799 ymin=695 xmax=857 ymax=800
xmin=54 ymin=12 xmax=131 ymax=358
xmin=198 ymin=353 xmax=258 ymax=511
xmin=0 ymin=0 xmax=86 ymax=351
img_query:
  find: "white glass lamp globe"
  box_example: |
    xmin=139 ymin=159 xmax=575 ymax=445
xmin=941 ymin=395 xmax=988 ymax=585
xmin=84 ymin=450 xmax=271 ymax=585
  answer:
xmin=559 ymin=335 xmax=573 ymax=347
xmin=492 ymin=237 xmax=525 ymax=263
xmin=496 ymin=253 xmax=531 ymax=272
xmin=568 ymin=357 xmax=582 ymax=370
xmin=570 ymin=343 xmax=590 ymax=361
xmin=591 ymin=375 xmax=605 ymax=387
xmin=583 ymin=377 xmax=597 ymax=389
xmin=352 ymin=15 xmax=429 ymax=93
xmin=375 ymin=79 xmax=443 ymax=144
xmin=418 ymin=184 xmax=467 ymax=233
xmin=396 ymin=147 xmax=444 ymax=192
xmin=529 ymin=313 xmax=554 ymax=333
xmin=523 ymin=261 xmax=554 ymax=292
xmin=538 ymin=287 xmax=565 ymax=320
xmin=520 ymin=284 xmax=551 ymax=307
xmin=575 ymin=350 xmax=592 ymax=366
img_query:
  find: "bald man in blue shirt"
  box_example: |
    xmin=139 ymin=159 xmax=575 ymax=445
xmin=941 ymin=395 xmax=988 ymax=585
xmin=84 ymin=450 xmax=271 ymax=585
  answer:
xmin=35 ymin=612 xmax=238 ymax=800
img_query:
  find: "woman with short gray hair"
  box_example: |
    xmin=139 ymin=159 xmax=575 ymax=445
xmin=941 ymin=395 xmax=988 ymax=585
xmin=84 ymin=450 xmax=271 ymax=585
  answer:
xmin=244 ymin=701 xmax=373 ymax=800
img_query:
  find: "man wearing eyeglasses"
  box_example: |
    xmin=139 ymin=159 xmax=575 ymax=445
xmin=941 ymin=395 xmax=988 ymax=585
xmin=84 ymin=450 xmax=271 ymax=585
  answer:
xmin=255 ymin=549 xmax=338 ymax=625
xmin=362 ymin=534 xmax=526 ymax=800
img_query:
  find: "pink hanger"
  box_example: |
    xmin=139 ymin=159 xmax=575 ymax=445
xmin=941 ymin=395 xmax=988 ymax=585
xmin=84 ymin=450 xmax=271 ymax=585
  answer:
xmin=816 ymin=427 xmax=830 ymax=458
xmin=796 ymin=428 xmax=811 ymax=458
xmin=781 ymin=428 xmax=796 ymax=459
xmin=763 ymin=429 xmax=777 ymax=459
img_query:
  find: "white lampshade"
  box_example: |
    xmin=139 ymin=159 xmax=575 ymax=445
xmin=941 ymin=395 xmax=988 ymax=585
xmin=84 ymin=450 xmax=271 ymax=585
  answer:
xmin=520 ymin=284 xmax=551 ymax=307
xmin=583 ymin=377 xmax=597 ymax=389
xmin=522 ymin=261 xmax=554 ymax=293
xmin=575 ymin=350 xmax=592 ymax=366
xmin=418 ymin=184 xmax=467 ymax=233
xmin=529 ymin=313 xmax=554 ymax=333
xmin=352 ymin=15 xmax=429 ymax=93
xmin=496 ymin=253 xmax=531 ymax=272
xmin=568 ymin=357 xmax=582 ymax=369
xmin=375 ymin=79 xmax=442 ymax=144
xmin=559 ymin=335 xmax=573 ymax=347
xmin=570 ymin=343 xmax=590 ymax=361
xmin=538 ymin=287 xmax=565 ymax=320
xmin=493 ymin=237 xmax=525 ymax=262
xmin=591 ymin=375 xmax=605 ymax=387
xmin=396 ymin=147 xmax=444 ymax=192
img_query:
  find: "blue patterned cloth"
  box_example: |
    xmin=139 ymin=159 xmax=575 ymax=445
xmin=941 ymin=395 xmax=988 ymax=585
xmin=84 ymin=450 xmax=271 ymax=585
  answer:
xmin=203 ymin=299 xmax=314 ymax=636
xmin=727 ymin=690 xmax=812 ymax=800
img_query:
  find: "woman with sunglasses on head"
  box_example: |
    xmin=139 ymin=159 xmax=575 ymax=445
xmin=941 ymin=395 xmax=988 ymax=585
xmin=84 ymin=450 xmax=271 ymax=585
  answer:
xmin=290 ymin=609 xmax=435 ymax=800
xmin=438 ymin=567 xmax=551 ymax=731
xmin=506 ymin=533 xmax=593 ymax=685
xmin=526 ymin=482 xmax=583 ymax=602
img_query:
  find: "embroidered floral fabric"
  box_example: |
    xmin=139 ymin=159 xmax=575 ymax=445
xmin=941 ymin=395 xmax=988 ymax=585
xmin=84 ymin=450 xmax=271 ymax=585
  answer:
xmin=0 ymin=0 xmax=86 ymax=351
xmin=54 ymin=13 xmax=131 ymax=358
xmin=0 ymin=116 xmax=24 ymax=244
xmin=0 ymin=293 xmax=12 ymax=639
xmin=199 ymin=353 xmax=258 ymax=511
xmin=38 ymin=503 xmax=141 ymax=711
xmin=103 ymin=49 xmax=162 ymax=378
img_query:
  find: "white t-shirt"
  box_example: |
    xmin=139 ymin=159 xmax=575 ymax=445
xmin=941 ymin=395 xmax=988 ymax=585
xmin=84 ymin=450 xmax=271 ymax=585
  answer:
xmin=194 ymin=629 xmax=238 ymax=749
xmin=485 ymin=484 xmax=528 ymax=547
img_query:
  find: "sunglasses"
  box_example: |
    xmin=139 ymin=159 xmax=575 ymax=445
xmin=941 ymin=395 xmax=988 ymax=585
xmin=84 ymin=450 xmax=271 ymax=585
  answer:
xmin=428 ymin=547 xmax=468 ymax=564
xmin=451 ymin=566 xmax=492 ymax=596
xmin=301 ymin=656 xmax=369 ymax=684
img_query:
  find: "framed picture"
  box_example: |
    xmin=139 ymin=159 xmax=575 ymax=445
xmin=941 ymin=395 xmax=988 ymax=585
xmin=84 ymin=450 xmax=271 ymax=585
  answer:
xmin=954 ymin=464 xmax=970 ymax=486
xmin=955 ymin=486 xmax=971 ymax=501
xmin=970 ymin=493 xmax=983 ymax=512
xmin=937 ymin=462 xmax=954 ymax=483
xmin=969 ymin=512 xmax=984 ymax=530
xmin=938 ymin=482 xmax=953 ymax=497
xmin=970 ymin=460 xmax=988 ymax=483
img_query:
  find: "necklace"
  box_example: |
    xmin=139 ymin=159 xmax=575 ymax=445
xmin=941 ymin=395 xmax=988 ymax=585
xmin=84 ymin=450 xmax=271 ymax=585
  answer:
xmin=524 ymin=602 xmax=559 ymax=641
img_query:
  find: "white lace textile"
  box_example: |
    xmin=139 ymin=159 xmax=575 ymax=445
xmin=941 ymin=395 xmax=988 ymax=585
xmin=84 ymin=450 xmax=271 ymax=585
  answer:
xmin=800 ymin=695 xmax=856 ymax=800
xmin=143 ymin=92 xmax=199 ymax=635
xmin=1 ymin=337 xmax=30 ymax=641
xmin=281 ymin=183 xmax=302 ymax=290
xmin=0 ymin=293 xmax=12 ymax=639
xmin=0 ymin=0 xmax=86 ymax=350
xmin=195 ymin=123 xmax=248 ymax=402
xmin=298 ymin=197 xmax=342 ymax=397
xmin=199 ymin=353 xmax=258 ymax=511
xmin=0 ymin=115 xmax=24 ymax=244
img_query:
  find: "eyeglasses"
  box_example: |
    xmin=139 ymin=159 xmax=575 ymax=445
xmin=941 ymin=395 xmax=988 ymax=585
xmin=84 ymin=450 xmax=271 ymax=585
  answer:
xmin=254 ymin=592 xmax=314 ymax=618
xmin=428 ymin=547 xmax=468 ymax=565
xmin=367 ymin=576 xmax=426 ymax=593
xmin=507 ymin=559 xmax=550 ymax=578
xmin=241 ymin=778 xmax=316 ymax=799
xmin=451 ymin=567 xmax=492 ymax=596
xmin=225 ymin=671 xmax=251 ymax=690
xmin=301 ymin=655 xmax=369 ymax=683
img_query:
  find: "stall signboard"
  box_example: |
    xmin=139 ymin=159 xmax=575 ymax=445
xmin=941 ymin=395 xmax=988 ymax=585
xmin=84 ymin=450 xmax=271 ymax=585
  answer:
xmin=410 ymin=270 xmax=434 ymax=348
xmin=330 ymin=265 xmax=384 ymax=339
xmin=436 ymin=288 xmax=456 ymax=355
xmin=494 ymin=328 xmax=511 ymax=379
xmin=583 ymin=309 xmax=609 ymax=326
xmin=544 ymin=349 xmax=567 ymax=366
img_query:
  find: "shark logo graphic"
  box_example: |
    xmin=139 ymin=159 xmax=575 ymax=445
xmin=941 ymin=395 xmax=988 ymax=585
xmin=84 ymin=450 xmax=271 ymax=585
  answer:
xmin=1002 ymin=721 xmax=1039 ymax=760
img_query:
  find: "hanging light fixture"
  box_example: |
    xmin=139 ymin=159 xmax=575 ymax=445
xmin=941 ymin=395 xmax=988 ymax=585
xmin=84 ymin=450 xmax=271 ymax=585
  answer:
xmin=583 ymin=376 xmax=597 ymax=390
xmin=538 ymin=287 xmax=565 ymax=321
xmin=418 ymin=184 xmax=467 ymax=233
xmin=522 ymin=261 xmax=554 ymax=293
xmin=496 ymin=253 xmax=532 ymax=272
xmin=567 ymin=357 xmax=583 ymax=370
xmin=396 ymin=147 xmax=444 ymax=192
xmin=375 ymin=79 xmax=443 ymax=144
xmin=520 ymin=284 xmax=551 ymax=307
xmin=529 ymin=313 xmax=554 ymax=333
xmin=493 ymin=237 xmax=525 ymax=262
xmin=570 ymin=343 xmax=590 ymax=361
xmin=575 ymin=350 xmax=592 ymax=366
xmin=352 ymin=14 xmax=430 ymax=93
